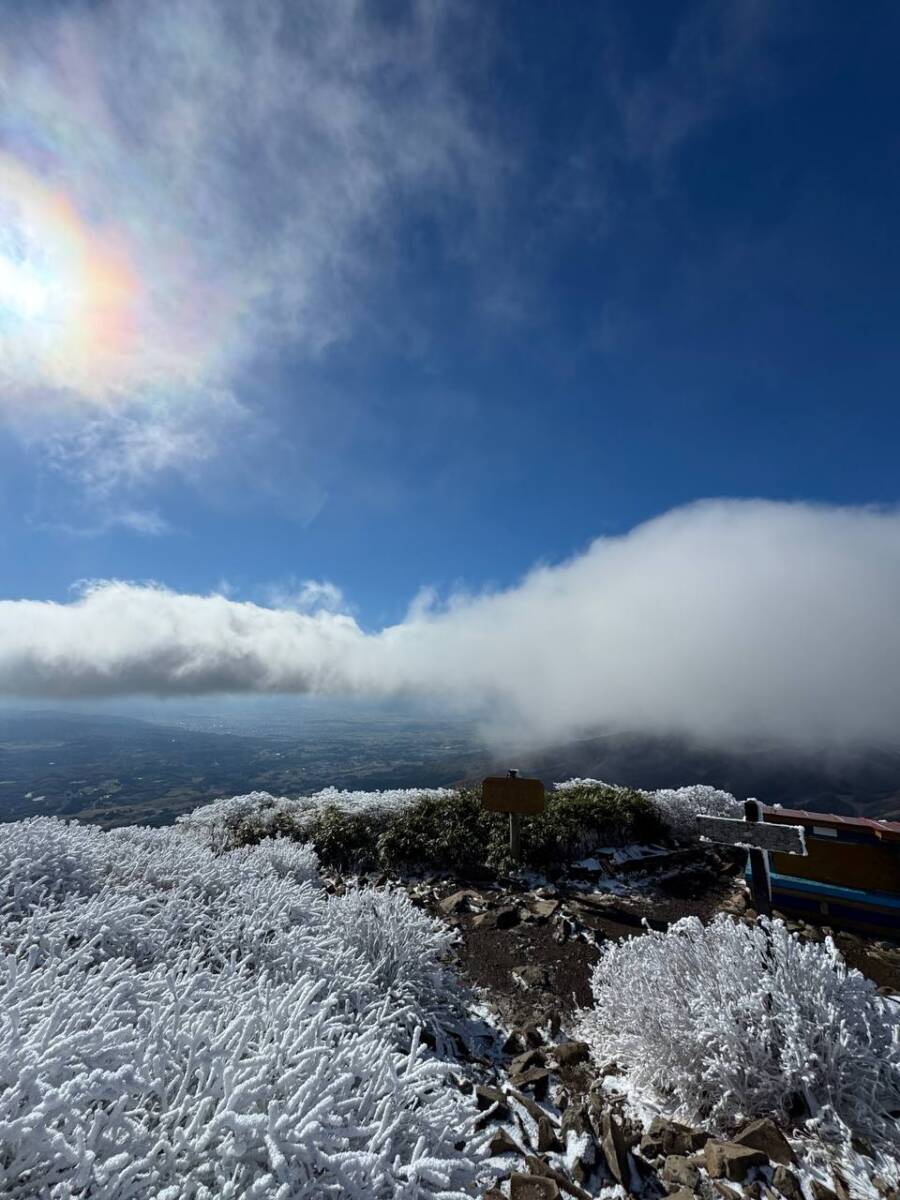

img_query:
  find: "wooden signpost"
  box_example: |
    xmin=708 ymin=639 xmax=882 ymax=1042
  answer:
xmin=696 ymin=799 xmax=807 ymax=918
xmin=482 ymin=770 xmax=545 ymax=863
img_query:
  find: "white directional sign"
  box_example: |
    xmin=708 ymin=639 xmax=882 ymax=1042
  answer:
xmin=696 ymin=815 xmax=807 ymax=856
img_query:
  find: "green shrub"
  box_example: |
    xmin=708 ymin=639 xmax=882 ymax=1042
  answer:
xmin=491 ymin=783 xmax=663 ymax=871
xmin=223 ymin=783 xmax=664 ymax=875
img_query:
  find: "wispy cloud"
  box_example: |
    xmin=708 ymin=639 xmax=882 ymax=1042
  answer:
xmin=4 ymin=500 xmax=900 ymax=752
xmin=603 ymin=0 xmax=789 ymax=170
xmin=262 ymin=579 xmax=349 ymax=615
xmin=0 ymin=0 xmax=494 ymax=511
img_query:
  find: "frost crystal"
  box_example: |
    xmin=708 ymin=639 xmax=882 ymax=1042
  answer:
xmin=0 ymin=817 xmax=484 ymax=1198
xmin=578 ymin=913 xmax=900 ymax=1148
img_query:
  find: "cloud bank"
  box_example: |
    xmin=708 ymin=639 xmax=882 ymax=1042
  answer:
xmin=4 ymin=500 xmax=900 ymax=751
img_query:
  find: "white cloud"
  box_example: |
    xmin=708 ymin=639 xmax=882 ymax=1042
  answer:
xmin=264 ymin=579 xmax=348 ymax=615
xmin=3 ymin=500 xmax=900 ymax=752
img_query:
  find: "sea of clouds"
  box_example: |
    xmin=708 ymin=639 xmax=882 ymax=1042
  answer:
xmin=3 ymin=500 xmax=900 ymax=752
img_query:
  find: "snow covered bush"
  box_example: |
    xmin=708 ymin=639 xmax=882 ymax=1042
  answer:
xmin=645 ymin=784 xmax=742 ymax=840
xmin=554 ymin=779 xmax=741 ymax=842
xmin=179 ymin=787 xmax=457 ymax=854
xmin=182 ymin=780 xmax=667 ymax=872
xmin=578 ymin=913 xmax=900 ymax=1148
xmin=0 ymin=817 xmax=486 ymax=1198
xmin=328 ymin=886 xmax=461 ymax=1030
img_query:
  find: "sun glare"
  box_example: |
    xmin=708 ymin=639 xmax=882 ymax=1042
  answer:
xmin=0 ymin=254 xmax=53 ymax=321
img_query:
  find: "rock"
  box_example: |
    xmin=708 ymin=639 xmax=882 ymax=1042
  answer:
xmin=834 ymin=1176 xmax=851 ymax=1200
xmin=662 ymin=1155 xmax=700 ymax=1190
xmin=516 ymin=1067 xmax=551 ymax=1097
xmin=553 ymin=916 xmax=576 ymax=943
xmin=495 ymin=904 xmax=521 ymax=928
xmin=772 ymin=1165 xmax=803 ymax=1200
xmin=599 ymin=1111 xmax=631 ymax=1187
xmin=586 ymin=1088 xmax=605 ymax=1125
xmin=665 ymin=1191 xmax=696 ymax=1200
xmin=472 ymin=911 xmax=499 ymax=929
xmin=851 ymin=1133 xmax=873 ymax=1158
xmin=553 ymin=1041 xmax=591 ymax=1068
xmin=638 ymin=1132 xmax=667 ymax=1161
xmin=524 ymin=1157 xmax=593 ymax=1200
xmin=734 ymin=1118 xmax=796 ymax=1166
xmin=621 ymin=1116 xmax=644 ymax=1151
xmin=513 ymin=964 xmax=552 ymax=989
xmin=713 ymin=1184 xmax=742 ymax=1200
xmin=438 ymin=890 xmax=475 ymax=915
xmin=561 ymin=1101 xmax=591 ymax=1138
xmin=510 ymin=1049 xmax=545 ymax=1076
xmin=809 ymin=1183 xmax=838 ymax=1200
xmin=537 ymin=1115 xmax=562 ymax=1154
xmin=502 ymin=1029 xmax=525 ymax=1054
xmin=704 ymin=1140 xmax=769 ymax=1182
xmin=475 ymin=1084 xmax=509 ymax=1114
xmin=490 ymin=1127 xmax=524 ymax=1156
xmin=641 ymin=1117 xmax=697 ymax=1158
xmin=531 ymin=898 xmax=561 ymax=920
xmin=522 ymin=1022 xmax=545 ymax=1048
xmin=509 ymin=1088 xmax=550 ymax=1126
xmin=510 ymin=1175 xmax=560 ymax=1200
xmin=571 ymin=1132 xmax=597 ymax=1185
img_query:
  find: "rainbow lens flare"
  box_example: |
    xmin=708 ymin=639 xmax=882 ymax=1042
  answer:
xmin=0 ymin=154 xmax=139 ymax=400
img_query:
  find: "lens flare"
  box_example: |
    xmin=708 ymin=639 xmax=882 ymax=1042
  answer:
xmin=0 ymin=154 xmax=139 ymax=401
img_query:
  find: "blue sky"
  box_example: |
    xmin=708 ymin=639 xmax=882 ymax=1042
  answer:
xmin=2 ymin=1 xmax=899 ymax=625
xmin=2 ymin=1 xmax=900 ymax=727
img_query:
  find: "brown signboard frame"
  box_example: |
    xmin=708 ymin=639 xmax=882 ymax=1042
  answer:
xmin=482 ymin=776 xmax=545 ymax=815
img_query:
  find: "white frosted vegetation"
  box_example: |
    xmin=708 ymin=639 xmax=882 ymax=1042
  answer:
xmin=578 ymin=914 xmax=900 ymax=1150
xmin=183 ymin=780 xmax=739 ymax=858
xmin=554 ymin=778 xmax=742 ymax=840
xmin=645 ymin=784 xmax=743 ymax=838
xmin=179 ymin=787 xmax=456 ymax=851
xmin=0 ymin=817 xmax=483 ymax=1199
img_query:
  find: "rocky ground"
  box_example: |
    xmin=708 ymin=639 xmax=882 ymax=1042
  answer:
xmin=325 ymin=844 xmax=900 ymax=1200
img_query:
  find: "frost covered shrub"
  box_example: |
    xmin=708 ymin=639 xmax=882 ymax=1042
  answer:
xmin=374 ymin=788 xmax=497 ymax=872
xmin=578 ymin=914 xmax=900 ymax=1148
xmin=0 ymin=817 xmax=111 ymax=919
xmin=554 ymin=779 xmax=740 ymax=844
xmin=227 ymin=836 xmax=321 ymax=887
xmin=329 ymin=886 xmax=461 ymax=1026
xmin=535 ymin=782 xmax=662 ymax=861
xmin=647 ymin=784 xmax=743 ymax=840
xmin=183 ymin=783 xmax=665 ymax=874
xmin=0 ymin=817 xmax=485 ymax=1198
xmin=179 ymin=787 xmax=456 ymax=854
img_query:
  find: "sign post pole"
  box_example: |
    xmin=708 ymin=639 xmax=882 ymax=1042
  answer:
xmin=744 ymin=798 xmax=772 ymax=918
xmin=481 ymin=770 xmax=545 ymax=867
xmin=507 ymin=769 xmax=522 ymax=863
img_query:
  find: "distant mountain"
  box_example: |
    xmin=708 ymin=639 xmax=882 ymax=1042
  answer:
xmin=501 ymin=732 xmax=900 ymax=822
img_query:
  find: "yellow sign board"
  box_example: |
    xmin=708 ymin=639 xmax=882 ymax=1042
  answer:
xmin=482 ymin=775 xmax=545 ymax=815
